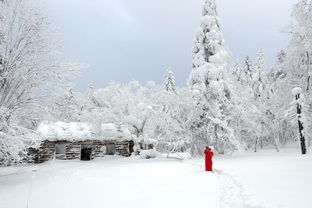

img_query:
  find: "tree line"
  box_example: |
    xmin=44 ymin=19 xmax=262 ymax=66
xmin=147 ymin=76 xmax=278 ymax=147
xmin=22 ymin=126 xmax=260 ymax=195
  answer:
xmin=0 ymin=0 xmax=311 ymax=165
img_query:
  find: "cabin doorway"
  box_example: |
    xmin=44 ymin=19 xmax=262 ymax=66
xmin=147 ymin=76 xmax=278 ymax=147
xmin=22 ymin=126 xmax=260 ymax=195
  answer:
xmin=81 ymin=145 xmax=92 ymax=161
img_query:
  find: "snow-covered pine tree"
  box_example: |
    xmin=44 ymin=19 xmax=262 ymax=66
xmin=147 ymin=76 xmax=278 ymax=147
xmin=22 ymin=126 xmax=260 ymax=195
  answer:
xmin=188 ymin=0 xmax=239 ymax=155
xmin=242 ymin=56 xmax=253 ymax=86
xmin=232 ymin=59 xmax=243 ymax=82
xmin=164 ymin=68 xmax=176 ymax=94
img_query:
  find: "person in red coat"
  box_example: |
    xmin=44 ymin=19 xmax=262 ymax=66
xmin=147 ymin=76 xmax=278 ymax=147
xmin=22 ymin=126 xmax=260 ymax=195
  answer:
xmin=204 ymin=146 xmax=214 ymax=171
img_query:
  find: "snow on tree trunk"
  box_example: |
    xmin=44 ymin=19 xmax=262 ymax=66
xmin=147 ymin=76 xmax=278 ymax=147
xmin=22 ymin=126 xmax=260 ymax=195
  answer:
xmin=291 ymin=87 xmax=307 ymax=154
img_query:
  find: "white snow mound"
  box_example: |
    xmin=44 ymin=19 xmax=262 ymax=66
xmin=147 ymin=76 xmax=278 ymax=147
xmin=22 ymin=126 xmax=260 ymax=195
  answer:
xmin=291 ymin=87 xmax=302 ymax=96
xmin=37 ymin=121 xmax=92 ymax=139
xmin=140 ymin=149 xmax=159 ymax=159
xmin=37 ymin=121 xmax=134 ymax=141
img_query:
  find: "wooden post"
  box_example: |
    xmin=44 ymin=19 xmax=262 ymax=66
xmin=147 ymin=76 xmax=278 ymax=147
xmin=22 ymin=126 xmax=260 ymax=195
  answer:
xmin=254 ymin=137 xmax=258 ymax=152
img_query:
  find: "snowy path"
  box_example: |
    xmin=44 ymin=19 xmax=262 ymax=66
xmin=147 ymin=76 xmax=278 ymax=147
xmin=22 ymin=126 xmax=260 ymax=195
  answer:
xmin=214 ymin=148 xmax=312 ymax=208
xmin=217 ymin=170 xmax=247 ymax=208
xmin=182 ymin=160 xmax=263 ymax=208
xmin=216 ymin=170 xmax=264 ymax=208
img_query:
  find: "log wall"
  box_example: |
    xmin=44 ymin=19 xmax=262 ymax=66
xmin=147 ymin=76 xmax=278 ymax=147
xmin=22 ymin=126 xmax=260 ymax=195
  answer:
xmin=33 ymin=139 xmax=135 ymax=164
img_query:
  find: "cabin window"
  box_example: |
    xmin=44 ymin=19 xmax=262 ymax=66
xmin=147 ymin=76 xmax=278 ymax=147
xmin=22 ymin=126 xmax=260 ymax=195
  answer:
xmin=106 ymin=144 xmax=116 ymax=155
xmin=55 ymin=144 xmax=66 ymax=159
xmin=81 ymin=145 xmax=92 ymax=161
xmin=100 ymin=146 xmax=106 ymax=155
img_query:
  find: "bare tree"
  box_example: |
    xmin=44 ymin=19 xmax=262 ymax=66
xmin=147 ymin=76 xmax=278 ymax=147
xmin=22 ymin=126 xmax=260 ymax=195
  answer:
xmin=0 ymin=0 xmax=79 ymax=165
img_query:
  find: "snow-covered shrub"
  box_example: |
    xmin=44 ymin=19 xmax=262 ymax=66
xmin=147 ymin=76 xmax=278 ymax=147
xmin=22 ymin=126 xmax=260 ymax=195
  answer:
xmin=0 ymin=126 xmax=41 ymax=166
xmin=167 ymin=152 xmax=191 ymax=160
xmin=139 ymin=150 xmax=159 ymax=159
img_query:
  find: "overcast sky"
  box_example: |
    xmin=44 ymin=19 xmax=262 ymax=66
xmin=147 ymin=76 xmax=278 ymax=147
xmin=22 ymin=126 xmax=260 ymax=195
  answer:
xmin=44 ymin=0 xmax=298 ymax=91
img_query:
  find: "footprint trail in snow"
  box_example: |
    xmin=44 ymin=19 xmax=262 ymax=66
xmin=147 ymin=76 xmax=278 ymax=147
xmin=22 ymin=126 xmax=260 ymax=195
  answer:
xmin=216 ymin=170 xmax=264 ymax=208
xmin=182 ymin=160 xmax=265 ymax=208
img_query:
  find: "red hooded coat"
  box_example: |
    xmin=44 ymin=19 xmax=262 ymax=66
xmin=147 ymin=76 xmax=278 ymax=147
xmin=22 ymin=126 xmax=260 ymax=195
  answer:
xmin=204 ymin=148 xmax=214 ymax=171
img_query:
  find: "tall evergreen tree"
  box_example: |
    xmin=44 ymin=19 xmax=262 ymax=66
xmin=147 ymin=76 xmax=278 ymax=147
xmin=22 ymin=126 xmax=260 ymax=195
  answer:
xmin=164 ymin=68 xmax=176 ymax=94
xmin=188 ymin=0 xmax=239 ymax=154
xmin=241 ymin=56 xmax=253 ymax=86
xmin=232 ymin=59 xmax=243 ymax=82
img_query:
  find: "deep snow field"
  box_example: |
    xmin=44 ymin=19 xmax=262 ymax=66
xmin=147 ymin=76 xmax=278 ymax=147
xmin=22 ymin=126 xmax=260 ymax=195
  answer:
xmin=0 ymin=147 xmax=311 ymax=208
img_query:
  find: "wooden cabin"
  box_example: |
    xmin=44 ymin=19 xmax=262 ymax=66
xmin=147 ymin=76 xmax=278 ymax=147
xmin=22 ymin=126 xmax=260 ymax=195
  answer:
xmin=28 ymin=139 xmax=135 ymax=164
xmin=27 ymin=121 xmax=154 ymax=164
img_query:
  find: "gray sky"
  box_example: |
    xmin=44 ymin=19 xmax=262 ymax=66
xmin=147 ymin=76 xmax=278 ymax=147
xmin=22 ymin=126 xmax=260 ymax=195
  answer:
xmin=44 ymin=0 xmax=298 ymax=90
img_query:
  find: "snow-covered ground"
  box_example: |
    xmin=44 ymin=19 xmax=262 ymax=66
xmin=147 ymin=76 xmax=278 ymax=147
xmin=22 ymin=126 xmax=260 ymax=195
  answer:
xmin=0 ymin=147 xmax=311 ymax=208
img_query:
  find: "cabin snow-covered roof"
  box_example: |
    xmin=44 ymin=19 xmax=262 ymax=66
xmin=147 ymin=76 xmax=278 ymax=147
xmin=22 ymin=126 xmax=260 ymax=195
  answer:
xmin=37 ymin=121 xmax=134 ymax=141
